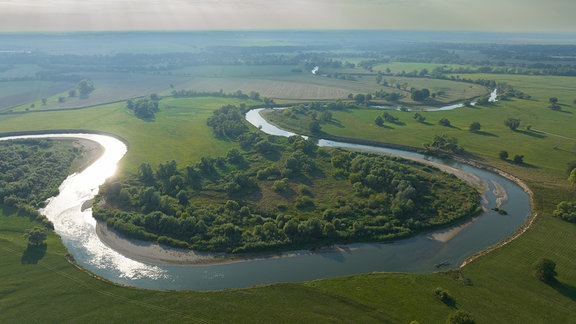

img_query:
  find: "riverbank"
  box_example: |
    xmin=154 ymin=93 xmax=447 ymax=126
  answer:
xmin=95 ymin=222 xmax=223 ymax=265
xmin=95 ymin=221 xmax=314 ymax=265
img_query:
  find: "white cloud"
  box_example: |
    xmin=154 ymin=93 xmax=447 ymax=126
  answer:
xmin=0 ymin=0 xmax=574 ymax=32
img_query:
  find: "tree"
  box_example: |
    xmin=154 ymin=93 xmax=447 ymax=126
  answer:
xmin=411 ymin=89 xmax=430 ymax=102
xmin=319 ymin=111 xmax=332 ymax=122
xmin=446 ymin=310 xmax=476 ymax=324
xmin=129 ymin=98 xmax=159 ymax=119
xmin=504 ymin=118 xmax=520 ymax=130
xmin=413 ymin=113 xmax=426 ymax=122
xmin=354 ymin=93 xmax=366 ymax=104
xmin=41 ymin=98 xmax=47 ymax=105
xmin=374 ymin=115 xmax=384 ymax=126
xmin=68 ymin=89 xmax=77 ymax=97
xmin=533 ymin=258 xmax=557 ymax=283
xmin=549 ymin=97 xmax=560 ymax=110
xmin=469 ymin=121 xmax=481 ymax=132
xmin=425 ymin=134 xmax=463 ymax=154
xmin=513 ymin=154 xmax=524 ymax=164
xmin=77 ymin=79 xmax=95 ymax=97
xmin=553 ymin=201 xmax=576 ymax=222
xmin=24 ymin=227 xmax=47 ymax=246
xmin=309 ymin=120 xmax=322 ymax=133
xmin=569 ymin=168 xmax=576 ymax=186
xmin=438 ymin=118 xmax=451 ymax=127
xmin=499 ymin=150 xmax=509 ymax=160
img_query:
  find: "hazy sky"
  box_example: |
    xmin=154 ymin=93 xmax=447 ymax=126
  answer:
xmin=0 ymin=0 xmax=574 ymax=32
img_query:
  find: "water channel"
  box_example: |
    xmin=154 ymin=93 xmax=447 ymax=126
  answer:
xmin=0 ymin=105 xmax=531 ymax=290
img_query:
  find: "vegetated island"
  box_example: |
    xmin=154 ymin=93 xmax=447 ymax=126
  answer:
xmin=0 ymin=138 xmax=100 ymax=227
xmin=93 ymin=104 xmax=481 ymax=260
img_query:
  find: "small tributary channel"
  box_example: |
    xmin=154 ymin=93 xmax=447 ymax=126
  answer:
xmin=1 ymin=111 xmax=530 ymax=290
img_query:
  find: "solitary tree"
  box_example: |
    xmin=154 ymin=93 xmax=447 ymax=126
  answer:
xmin=499 ymin=150 xmax=509 ymax=160
xmin=354 ymin=93 xmax=366 ymax=104
xmin=504 ymin=118 xmax=520 ymax=130
xmin=77 ymin=79 xmax=95 ymax=97
xmin=438 ymin=118 xmax=451 ymax=127
xmin=374 ymin=115 xmax=384 ymax=126
xmin=411 ymin=88 xmax=430 ymax=102
xmin=446 ymin=310 xmax=476 ymax=324
xmin=309 ymin=120 xmax=321 ymax=133
xmin=469 ymin=121 xmax=481 ymax=132
xmin=533 ymin=258 xmax=557 ymax=283
xmin=513 ymin=154 xmax=524 ymax=164
xmin=24 ymin=227 xmax=47 ymax=246
xmin=413 ymin=113 xmax=426 ymax=122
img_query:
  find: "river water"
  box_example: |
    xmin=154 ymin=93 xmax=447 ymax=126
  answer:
xmin=1 ymin=108 xmax=531 ymax=290
xmin=371 ymin=89 xmax=498 ymax=112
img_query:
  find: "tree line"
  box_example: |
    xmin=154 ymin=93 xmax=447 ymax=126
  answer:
xmin=0 ymin=139 xmax=82 ymax=229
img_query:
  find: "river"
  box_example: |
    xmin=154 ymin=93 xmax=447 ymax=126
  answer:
xmin=371 ymin=89 xmax=498 ymax=112
xmin=0 ymin=109 xmax=531 ymax=290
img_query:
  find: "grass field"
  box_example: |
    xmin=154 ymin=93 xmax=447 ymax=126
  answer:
xmin=0 ymin=97 xmax=258 ymax=173
xmin=1 ymin=73 xmax=576 ymax=322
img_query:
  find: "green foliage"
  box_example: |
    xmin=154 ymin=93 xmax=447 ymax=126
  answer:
xmin=206 ymin=104 xmax=249 ymax=139
xmin=94 ymin=139 xmax=478 ymax=253
xmin=504 ymin=118 xmax=520 ymax=130
xmin=413 ymin=112 xmax=426 ymax=122
xmin=411 ymin=88 xmax=430 ymax=101
xmin=553 ymin=201 xmax=576 ymax=223
xmin=469 ymin=121 xmax=481 ymax=132
xmin=434 ymin=287 xmax=454 ymax=305
xmin=309 ymin=120 xmax=322 ymax=133
xmin=354 ymin=93 xmax=366 ymax=104
xmin=513 ymin=154 xmax=524 ymax=164
xmin=382 ymin=112 xmax=399 ymax=123
xmin=127 ymin=97 xmax=159 ymax=120
xmin=499 ymin=150 xmax=509 ymax=160
xmin=446 ymin=310 xmax=475 ymax=324
xmin=0 ymin=139 xmax=80 ymax=227
xmin=77 ymin=79 xmax=95 ymax=97
xmin=24 ymin=227 xmax=47 ymax=246
xmin=425 ymin=134 xmax=463 ymax=155
xmin=438 ymin=118 xmax=451 ymax=127
xmin=568 ymin=168 xmax=576 ymax=186
xmin=533 ymin=258 xmax=557 ymax=283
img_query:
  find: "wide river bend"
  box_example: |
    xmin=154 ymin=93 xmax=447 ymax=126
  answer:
xmin=0 ymin=114 xmax=531 ymax=290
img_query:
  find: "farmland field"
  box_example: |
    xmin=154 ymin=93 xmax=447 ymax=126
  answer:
xmin=0 ymin=80 xmax=74 ymax=111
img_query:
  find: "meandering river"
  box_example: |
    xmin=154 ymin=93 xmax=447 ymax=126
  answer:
xmin=1 ymin=108 xmax=531 ymax=290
